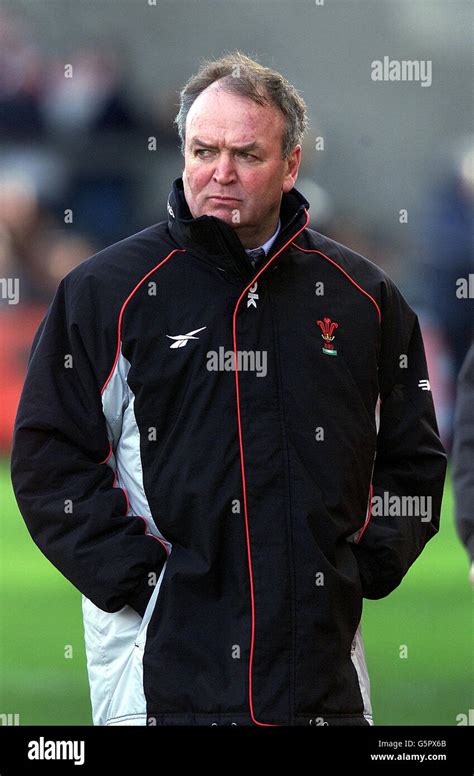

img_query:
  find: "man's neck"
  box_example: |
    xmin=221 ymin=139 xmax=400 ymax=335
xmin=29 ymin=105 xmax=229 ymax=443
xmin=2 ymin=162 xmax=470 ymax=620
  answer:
xmin=237 ymin=217 xmax=281 ymax=251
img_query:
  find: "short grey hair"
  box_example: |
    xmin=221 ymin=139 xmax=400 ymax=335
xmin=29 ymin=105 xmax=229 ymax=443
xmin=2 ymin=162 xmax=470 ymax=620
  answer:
xmin=174 ymin=51 xmax=309 ymax=160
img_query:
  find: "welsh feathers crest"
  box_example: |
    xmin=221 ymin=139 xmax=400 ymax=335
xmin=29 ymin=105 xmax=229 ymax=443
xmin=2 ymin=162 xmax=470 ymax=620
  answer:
xmin=316 ymin=317 xmax=339 ymax=356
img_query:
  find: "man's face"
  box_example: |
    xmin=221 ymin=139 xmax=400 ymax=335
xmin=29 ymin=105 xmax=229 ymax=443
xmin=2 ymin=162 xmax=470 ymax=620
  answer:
xmin=182 ymin=82 xmax=301 ymax=249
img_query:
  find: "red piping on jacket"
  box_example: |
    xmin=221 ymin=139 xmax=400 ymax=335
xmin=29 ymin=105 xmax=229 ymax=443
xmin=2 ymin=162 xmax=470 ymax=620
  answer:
xmin=99 ymin=440 xmax=132 ymax=523
xmin=355 ymin=482 xmax=373 ymax=544
xmin=232 ymin=209 xmax=310 ymax=727
xmin=290 ymin=243 xmax=382 ymax=323
xmin=101 ymin=248 xmax=186 ymax=395
xmin=98 ymin=439 xmax=113 ymax=465
xmin=136 ymin=515 xmax=171 ymax=557
xmin=100 ymin=248 xmax=185 ymax=549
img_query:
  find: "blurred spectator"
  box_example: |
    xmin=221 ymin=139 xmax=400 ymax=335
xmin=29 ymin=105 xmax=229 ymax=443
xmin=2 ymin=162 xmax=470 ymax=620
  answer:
xmin=420 ymin=138 xmax=474 ymax=378
xmin=40 ymin=45 xmax=150 ymax=245
xmin=42 ymin=47 xmax=142 ymax=137
xmin=412 ymin=138 xmax=474 ymax=450
xmin=37 ymin=230 xmax=97 ymax=296
xmin=0 ymin=171 xmax=96 ymax=301
xmin=0 ymin=13 xmax=46 ymax=138
xmin=0 ymin=172 xmax=57 ymax=304
xmin=0 ymin=168 xmax=95 ymax=450
xmin=452 ymin=342 xmax=474 ymax=587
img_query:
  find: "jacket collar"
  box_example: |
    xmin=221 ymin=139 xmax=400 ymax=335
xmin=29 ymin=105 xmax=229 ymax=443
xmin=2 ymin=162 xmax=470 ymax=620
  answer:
xmin=167 ymin=176 xmax=310 ymax=278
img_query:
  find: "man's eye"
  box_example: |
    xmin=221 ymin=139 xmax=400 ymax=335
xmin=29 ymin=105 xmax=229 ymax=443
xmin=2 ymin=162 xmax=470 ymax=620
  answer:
xmin=194 ymin=149 xmax=257 ymax=160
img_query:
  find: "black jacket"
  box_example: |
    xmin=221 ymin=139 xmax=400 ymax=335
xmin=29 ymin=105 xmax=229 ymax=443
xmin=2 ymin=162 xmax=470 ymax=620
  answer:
xmin=11 ymin=177 xmax=447 ymax=726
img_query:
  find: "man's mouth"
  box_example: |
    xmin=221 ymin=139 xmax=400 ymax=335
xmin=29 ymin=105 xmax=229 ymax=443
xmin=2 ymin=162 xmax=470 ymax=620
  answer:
xmin=208 ymin=196 xmax=241 ymax=202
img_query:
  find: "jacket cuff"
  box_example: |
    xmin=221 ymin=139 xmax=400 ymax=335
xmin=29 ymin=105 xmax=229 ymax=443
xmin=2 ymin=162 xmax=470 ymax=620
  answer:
xmin=350 ymin=542 xmax=375 ymax=596
xmin=350 ymin=541 xmax=402 ymax=600
xmin=127 ymin=536 xmax=169 ymax=616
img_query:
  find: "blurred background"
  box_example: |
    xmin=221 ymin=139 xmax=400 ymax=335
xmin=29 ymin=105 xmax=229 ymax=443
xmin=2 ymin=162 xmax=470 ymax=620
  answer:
xmin=0 ymin=0 xmax=472 ymax=726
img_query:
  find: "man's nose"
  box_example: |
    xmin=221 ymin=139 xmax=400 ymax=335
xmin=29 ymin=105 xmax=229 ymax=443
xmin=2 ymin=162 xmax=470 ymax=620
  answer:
xmin=212 ymin=153 xmax=237 ymax=184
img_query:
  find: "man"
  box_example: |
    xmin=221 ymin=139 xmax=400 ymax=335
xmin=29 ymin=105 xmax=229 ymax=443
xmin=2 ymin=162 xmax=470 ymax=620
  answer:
xmin=11 ymin=52 xmax=447 ymax=727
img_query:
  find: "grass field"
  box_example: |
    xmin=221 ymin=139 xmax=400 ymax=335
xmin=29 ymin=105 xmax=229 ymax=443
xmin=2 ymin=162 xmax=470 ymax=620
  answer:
xmin=0 ymin=457 xmax=472 ymax=726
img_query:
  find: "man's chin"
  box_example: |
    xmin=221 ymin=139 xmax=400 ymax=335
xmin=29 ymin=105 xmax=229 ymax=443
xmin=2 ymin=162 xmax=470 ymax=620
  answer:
xmin=202 ymin=204 xmax=243 ymax=224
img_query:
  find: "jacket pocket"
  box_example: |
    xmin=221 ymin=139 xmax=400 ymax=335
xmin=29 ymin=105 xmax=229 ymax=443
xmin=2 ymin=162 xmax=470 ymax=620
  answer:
xmin=104 ymin=559 xmax=169 ymax=726
xmin=82 ymin=558 xmax=169 ymax=726
xmin=82 ymin=596 xmax=142 ymax=726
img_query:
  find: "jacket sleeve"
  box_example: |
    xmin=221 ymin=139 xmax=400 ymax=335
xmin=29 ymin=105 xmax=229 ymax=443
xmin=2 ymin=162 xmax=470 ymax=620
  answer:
xmin=452 ymin=342 xmax=474 ymax=562
xmin=10 ymin=276 xmax=168 ymax=616
xmin=350 ymin=279 xmax=447 ymax=599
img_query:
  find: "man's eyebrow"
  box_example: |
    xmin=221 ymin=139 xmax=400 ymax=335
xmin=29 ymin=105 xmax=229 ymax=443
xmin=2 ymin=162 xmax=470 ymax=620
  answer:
xmin=190 ymin=138 xmax=261 ymax=152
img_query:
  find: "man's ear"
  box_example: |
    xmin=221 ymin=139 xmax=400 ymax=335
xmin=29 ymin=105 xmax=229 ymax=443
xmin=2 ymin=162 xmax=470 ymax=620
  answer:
xmin=282 ymin=145 xmax=302 ymax=193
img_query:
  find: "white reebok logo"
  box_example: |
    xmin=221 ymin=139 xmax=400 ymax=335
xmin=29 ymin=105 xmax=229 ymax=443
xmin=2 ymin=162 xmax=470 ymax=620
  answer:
xmin=166 ymin=326 xmax=206 ymax=348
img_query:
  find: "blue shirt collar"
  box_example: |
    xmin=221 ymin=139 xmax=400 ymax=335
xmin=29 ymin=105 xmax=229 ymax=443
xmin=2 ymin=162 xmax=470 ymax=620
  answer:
xmin=245 ymin=218 xmax=281 ymax=256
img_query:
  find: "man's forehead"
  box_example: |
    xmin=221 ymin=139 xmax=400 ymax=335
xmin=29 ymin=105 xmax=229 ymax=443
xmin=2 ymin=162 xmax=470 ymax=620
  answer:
xmin=187 ymin=110 xmax=281 ymax=149
xmin=186 ymin=88 xmax=282 ymax=133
